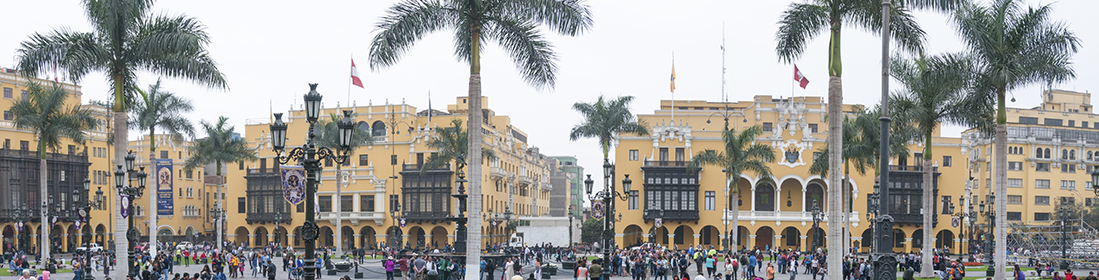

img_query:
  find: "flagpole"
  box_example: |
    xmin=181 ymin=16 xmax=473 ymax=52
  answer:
xmin=348 ymin=54 xmax=354 ymax=105
xmin=671 ymin=52 xmax=675 ymax=123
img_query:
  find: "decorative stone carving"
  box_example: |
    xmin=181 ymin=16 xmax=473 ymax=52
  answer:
xmin=774 ymin=139 xmax=810 ymax=168
xmin=652 ymin=120 xmax=692 ymax=148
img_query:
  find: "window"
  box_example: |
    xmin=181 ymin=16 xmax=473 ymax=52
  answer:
xmin=705 ymin=191 xmax=715 ymax=211
xmin=319 ymin=196 xmax=332 ymax=212
xmin=1019 ymin=117 xmax=1039 ymax=124
xmin=160 ymin=151 xmax=168 ymax=159
xmin=2 ymin=88 xmax=11 ymax=99
xmin=68 ymin=145 xmax=75 ymax=155
xmin=943 ymin=156 xmax=951 ymax=167
xmin=20 ymin=140 xmax=28 ymax=150
xmin=2 ymin=111 xmax=10 ymax=121
xmin=239 ymin=161 xmax=244 ymax=170
xmin=237 ymin=197 xmax=246 ymax=213
xmin=20 ymin=90 xmax=27 ymax=100
xmin=1036 ymin=179 xmax=1050 ymax=189
xmin=359 ymin=154 xmax=369 ymax=166
xmin=808 ymin=124 xmax=818 ymax=133
xmin=1071 ymin=150 xmax=1077 ymax=159
xmin=1007 ymin=195 xmax=1023 ymax=204
xmin=629 ymin=149 xmax=639 ymax=161
xmin=1045 ymin=118 xmax=1063 ymax=126
xmin=1035 ymin=196 xmax=1050 ymax=205
xmin=361 ymin=195 xmax=374 ymax=212
xmin=1008 ymin=162 xmax=1023 ymax=171
xmin=1007 ymin=212 xmax=1022 ymax=221
xmin=1008 ymin=178 xmax=1022 ymax=188
xmin=762 ymin=122 xmax=773 ymax=132
xmin=391 ymin=155 xmax=397 ymax=165
xmin=1034 ymin=212 xmax=1050 ymax=221
xmin=675 ymin=148 xmax=685 ymax=162
xmin=186 ymin=170 xmax=193 ymax=179
xmin=1063 ymin=149 xmax=1069 ymax=159
xmin=1036 ymin=163 xmax=1050 ymax=172
xmin=341 ymin=195 xmax=353 ymax=212
xmin=1088 ymin=198 xmax=1096 ymax=207
xmin=1069 ymin=120 xmax=1076 ymax=127
xmin=1045 ymin=148 xmax=1051 ymax=158
xmin=1059 ymin=178 xmax=1077 ymax=189
xmin=941 ymin=196 xmax=951 ymax=214
xmin=628 ymin=191 xmax=638 ymax=210
xmin=1086 ymin=121 xmax=1091 ymax=128
xmin=3 ymin=139 xmax=7 ymax=149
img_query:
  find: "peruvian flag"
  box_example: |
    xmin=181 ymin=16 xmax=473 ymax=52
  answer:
xmin=351 ymin=59 xmax=364 ymax=88
xmin=794 ymin=64 xmax=809 ymax=89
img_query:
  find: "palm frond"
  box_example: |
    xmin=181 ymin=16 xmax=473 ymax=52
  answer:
xmin=774 ymin=3 xmax=829 ymax=63
xmin=368 ymin=0 xmax=456 ymax=70
xmin=497 ymin=0 xmax=593 ymax=36
xmin=485 ymin=17 xmax=558 ymax=90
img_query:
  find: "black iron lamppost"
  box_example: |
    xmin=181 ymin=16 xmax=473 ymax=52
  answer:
xmin=114 ymin=150 xmax=147 ymax=277
xmin=583 ymin=161 xmax=630 ymax=280
xmin=979 ymin=196 xmax=995 ymax=277
xmin=503 ymin=206 xmax=514 ymax=246
xmin=42 ymin=193 xmax=60 ymax=265
xmin=810 ymin=201 xmax=823 ymax=251
xmin=274 ymin=210 xmax=285 ymax=247
xmin=448 ymin=159 xmax=470 ymax=261
xmin=647 ymin=208 xmax=664 ymax=244
xmin=1058 ymin=197 xmax=1070 ymax=270
xmin=873 ymin=0 xmax=898 ymax=278
xmin=76 ymin=178 xmax=95 ymax=280
xmin=269 ymin=84 xmax=355 ymax=280
xmin=949 ymin=198 xmax=971 ymax=259
xmin=389 ymin=203 xmax=405 ymax=248
xmin=14 ymin=203 xmax=32 ymax=254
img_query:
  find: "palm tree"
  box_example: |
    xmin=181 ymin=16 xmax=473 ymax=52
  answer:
xmin=687 ymin=124 xmax=776 ymax=254
xmin=183 ymin=116 xmax=256 ymax=252
xmin=129 ymin=79 xmax=196 ymax=255
xmin=890 ymin=53 xmax=976 ymax=276
xmin=422 ymin=119 xmax=497 ymax=171
xmin=569 ymin=96 xmax=649 ymax=160
xmin=775 ymin=0 xmax=961 ymax=271
xmin=953 ymin=0 xmax=1080 ymax=275
xmin=368 ymin=1 xmax=592 ymax=268
xmin=17 ymin=1 xmax=227 ymax=273
xmin=10 ymin=81 xmax=98 ymax=263
xmin=316 ymin=112 xmax=373 ymax=255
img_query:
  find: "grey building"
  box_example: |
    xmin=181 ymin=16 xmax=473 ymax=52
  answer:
xmin=549 ymin=156 xmax=584 ymax=218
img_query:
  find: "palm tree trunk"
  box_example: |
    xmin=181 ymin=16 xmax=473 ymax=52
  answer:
xmin=113 ymin=111 xmax=129 ymax=280
xmin=149 ymin=128 xmax=158 ymax=259
xmin=994 ymin=89 xmax=1008 ymax=280
xmin=843 ymin=171 xmax=850 ymax=258
xmin=39 ymin=144 xmax=50 ymax=264
xmin=921 ymin=143 xmax=933 ymax=277
xmin=827 ymin=73 xmax=843 ymax=280
xmin=464 ymin=23 xmax=484 ymax=280
xmin=216 ymin=160 xmax=224 ymax=253
xmin=731 ymin=191 xmax=739 ymax=251
xmin=336 ymin=163 xmax=343 ymax=256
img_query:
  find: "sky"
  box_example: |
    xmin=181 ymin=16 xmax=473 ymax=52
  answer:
xmin=3 ymin=0 xmax=1098 ymax=207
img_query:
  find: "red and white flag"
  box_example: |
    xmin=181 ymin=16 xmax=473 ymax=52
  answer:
xmin=794 ymin=64 xmax=809 ymax=89
xmin=350 ymin=59 xmax=364 ymax=88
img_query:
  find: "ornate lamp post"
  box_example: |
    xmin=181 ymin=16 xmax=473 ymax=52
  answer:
xmin=42 ymin=193 xmax=61 ymax=266
xmin=950 ymin=198 xmax=975 ymax=261
xmin=269 ymin=84 xmax=355 ymax=280
xmin=14 ymin=203 xmax=32 ymax=254
xmin=873 ymin=0 xmax=898 ymax=279
xmin=448 ymin=159 xmax=470 ymax=260
xmin=584 ymin=160 xmax=630 ymax=280
xmin=1058 ymin=197 xmax=1070 ymax=270
xmin=76 ymin=178 xmax=95 ymax=280
xmin=979 ymin=195 xmax=995 ymax=277
xmin=647 ymin=208 xmax=663 ymax=244
xmin=810 ymin=201 xmax=823 ymax=251
xmin=274 ymin=210 xmax=284 ymax=247
xmin=114 ymin=150 xmax=147 ymax=277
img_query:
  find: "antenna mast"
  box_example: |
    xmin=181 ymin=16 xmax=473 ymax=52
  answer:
xmin=722 ymin=23 xmax=728 ymax=113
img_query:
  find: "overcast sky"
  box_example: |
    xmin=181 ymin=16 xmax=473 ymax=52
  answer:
xmin=4 ymin=0 xmax=1097 ymax=204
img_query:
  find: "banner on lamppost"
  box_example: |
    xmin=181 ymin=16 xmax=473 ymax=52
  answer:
xmin=156 ymin=159 xmax=175 ymax=215
xmin=121 ymin=194 xmax=130 ymax=218
xmin=281 ymin=165 xmax=306 ymax=205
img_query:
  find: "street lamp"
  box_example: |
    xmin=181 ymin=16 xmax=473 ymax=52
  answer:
xmin=950 ymin=197 xmax=974 ymax=261
xmin=14 ymin=203 xmax=32 ymax=254
xmin=1058 ymin=197 xmax=1070 ymax=270
xmin=810 ymin=201 xmax=823 ymax=251
xmin=77 ymin=178 xmax=95 ymax=280
xmin=978 ymin=195 xmax=995 ymax=277
xmin=114 ymin=159 xmax=147 ymax=277
xmin=648 ymin=208 xmax=664 ymax=244
xmin=389 ymin=202 xmax=404 ymax=248
xmin=584 ymin=161 xmax=630 ymax=280
xmin=42 ymin=193 xmax=60 ymax=266
xmin=1092 ymin=166 xmax=1099 ymax=196
xmin=274 ymin=210 xmax=285 ymax=247
xmin=270 ymin=84 xmax=354 ymax=280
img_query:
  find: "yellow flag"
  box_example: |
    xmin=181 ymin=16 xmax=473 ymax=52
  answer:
xmin=670 ymin=60 xmax=676 ymax=93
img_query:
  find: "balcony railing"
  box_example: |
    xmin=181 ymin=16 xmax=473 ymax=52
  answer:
xmin=403 ymin=211 xmax=450 ymax=222
xmin=245 ymin=215 xmax=291 ymax=224
xmin=644 ymin=160 xmax=688 ymax=167
xmin=402 ymin=163 xmax=451 ymax=171
xmin=720 ymin=210 xmax=863 ymax=223
xmin=490 ymin=166 xmax=506 ymax=179
xmin=889 ymin=165 xmax=938 ymax=172
xmin=518 ymin=175 xmax=533 ymax=186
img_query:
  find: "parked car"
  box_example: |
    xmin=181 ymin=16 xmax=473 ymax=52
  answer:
xmin=176 ymin=242 xmax=194 ymax=250
xmin=76 ymin=243 xmax=104 ymax=253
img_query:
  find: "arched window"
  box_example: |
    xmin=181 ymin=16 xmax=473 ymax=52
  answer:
xmin=1045 ymin=148 xmax=1051 ymax=159
xmin=755 ymin=183 xmax=775 ymax=211
xmin=1089 ymin=151 xmax=1093 ymax=161
xmin=1071 ymin=150 xmax=1076 ymax=160
xmin=1037 ymin=148 xmax=1043 ymax=158
xmin=371 ymin=121 xmax=386 ymax=137
xmin=1063 ymin=149 xmax=1069 ymax=159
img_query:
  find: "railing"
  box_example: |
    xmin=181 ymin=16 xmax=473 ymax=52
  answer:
xmin=247 ymin=168 xmax=279 ymax=175
xmin=403 ymin=211 xmax=450 ymax=221
xmin=517 ymin=175 xmax=533 ymax=186
xmin=1007 ymin=126 xmax=1099 ymax=143
xmin=0 ymin=148 xmax=88 ymax=162
xmin=245 ymin=215 xmax=291 ymax=224
xmin=642 ymin=210 xmax=700 ymax=221
xmin=489 ymin=167 xmax=506 ymax=179
xmin=717 ymin=210 xmax=863 ymax=223
xmin=644 ymin=160 xmax=688 ymax=167
xmin=889 ymin=165 xmax=938 ymax=172
xmin=401 ymin=163 xmax=451 ymax=171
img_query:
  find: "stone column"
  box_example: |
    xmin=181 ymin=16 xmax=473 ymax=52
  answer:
xmin=748 ymin=234 xmax=755 ymax=249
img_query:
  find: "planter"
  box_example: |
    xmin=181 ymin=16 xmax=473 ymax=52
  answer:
xmin=561 ymin=261 xmax=576 ymax=270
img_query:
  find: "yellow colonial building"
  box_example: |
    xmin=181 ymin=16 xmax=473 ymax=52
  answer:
xmin=611 ymin=96 xmax=971 ymax=254
xmin=0 ymin=68 xmax=116 ymax=255
xmin=222 ymin=94 xmax=554 ymax=251
xmin=126 ymin=135 xmax=218 ymax=243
